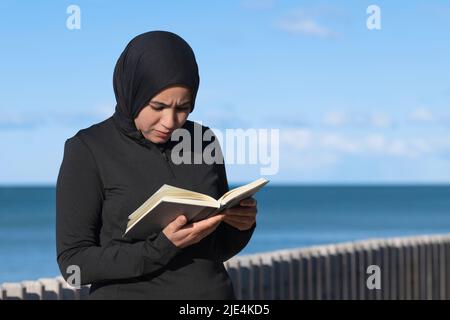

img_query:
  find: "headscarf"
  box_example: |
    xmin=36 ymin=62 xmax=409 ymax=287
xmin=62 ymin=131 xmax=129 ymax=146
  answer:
xmin=111 ymin=30 xmax=200 ymax=141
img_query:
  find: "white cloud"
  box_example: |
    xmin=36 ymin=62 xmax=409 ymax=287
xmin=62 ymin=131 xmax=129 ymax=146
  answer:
xmin=371 ymin=113 xmax=392 ymax=128
xmin=322 ymin=110 xmax=393 ymax=128
xmin=409 ymin=137 xmax=433 ymax=154
xmin=323 ymin=111 xmax=347 ymax=126
xmin=275 ymin=9 xmax=338 ymax=38
xmin=409 ymin=107 xmax=434 ymax=122
xmin=278 ymin=18 xmax=334 ymax=37
xmin=321 ymin=133 xmax=359 ymax=153
xmin=92 ymin=104 xmax=114 ymax=119
xmin=320 ymin=108 xmax=450 ymax=129
xmin=280 ymin=128 xmax=312 ymax=150
xmin=0 ymin=104 xmax=114 ymax=130
xmin=0 ymin=110 xmax=38 ymax=130
xmin=279 ymin=128 xmax=450 ymax=160
xmin=387 ymin=139 xmax=410 ymax=157
xmin=270 ymin=128 xmax=450 ymax=182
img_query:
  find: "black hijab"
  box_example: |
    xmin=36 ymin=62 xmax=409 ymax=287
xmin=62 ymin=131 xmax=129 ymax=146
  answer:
xmin=111 ymin=31 xmax=200 ymax=143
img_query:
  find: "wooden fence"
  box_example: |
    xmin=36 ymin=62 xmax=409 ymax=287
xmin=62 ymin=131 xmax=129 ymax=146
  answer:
xmin=1 ymin=234 xmax=449 ymax=300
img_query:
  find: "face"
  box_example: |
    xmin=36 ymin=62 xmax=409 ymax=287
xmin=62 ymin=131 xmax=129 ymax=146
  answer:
xmin=134 ymin=86 xmax=192 ymax=144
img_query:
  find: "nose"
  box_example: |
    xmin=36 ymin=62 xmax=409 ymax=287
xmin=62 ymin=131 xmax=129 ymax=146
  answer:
xmin=160 ymin=108 xmax=177 ymax=131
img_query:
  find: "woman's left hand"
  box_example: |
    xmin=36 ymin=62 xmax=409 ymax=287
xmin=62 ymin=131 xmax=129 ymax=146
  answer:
xmin=222 ymin=197 xmax=257 ymax=231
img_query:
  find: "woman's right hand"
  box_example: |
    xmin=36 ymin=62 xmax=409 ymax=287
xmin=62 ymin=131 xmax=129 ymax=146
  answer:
xmin=162 ymin=214 xmax=225 ymax=248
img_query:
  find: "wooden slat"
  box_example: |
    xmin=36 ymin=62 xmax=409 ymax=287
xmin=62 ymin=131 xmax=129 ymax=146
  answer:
xmin=1 ymin=283 xmax=23 ymax=300
xmin=396 ymin=239 xmax=406 ymax=300
xmin=438 ymin=238 xmax=446 ymax=300
xmin=248 ymin=258 xmax=255 ymax=300
xmin=323 ymin=246 xmax=334 ymax=300
xmin=349 ymin=245 xmax=357 ymax=300
xmin=297 ymin=251 xmax=306 ymax=300
xmin=21 ymin=281 xmax=43 ymax=300
xmin=340 ymin=245 xmax=350 ymax=300
xmin=404 ymin=240 xmax=413 ymax=300
xmin=432 ymin=241 xmax=440 ymax=300
xmin=330 ymin=245 xmax=342 ymax=300
xmin=380 ymin=239 xmax=390 ymax=300
xmin=286 ymin=252 xmax=296 ymax=300
xmin=425 ymin=239 xmax=433 ymax=300
xmin=369 ymin=241 xmax=382 ymax=300
xmin=262 ymin=261 xmax=272 ymax=300
xmin=38 ymin=278 xmax=61 ymax=300
xmin=235 ymin=260 xmax=243 ymax=300
xmin=312 ymin=250 xmax=322 ymax=300
xmin=305 ymin=251 xmax=314 ymax=300
xmin=389 ymin=240 xmax=398 ymax=300
xmin=419 ymin=238 xmax=428 ymax=299
xmin=55 ymin=275 xmax=80 ymax=300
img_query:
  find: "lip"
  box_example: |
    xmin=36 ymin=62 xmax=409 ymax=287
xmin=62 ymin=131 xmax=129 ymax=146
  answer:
xmin=154 ymin=130 xmax=171 ymax=138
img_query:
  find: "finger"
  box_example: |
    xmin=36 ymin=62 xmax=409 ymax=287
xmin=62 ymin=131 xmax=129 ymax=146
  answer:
xmin=224 ymin=211 xmax=256 ymax=218
xmin=196 ymin=222 xmax=221 ymax=240
xmin=225 ymin=206 xmax=256 ymax=213
xmin=239 ymin=197 xmax=257 ymax=207
xmin=169 ymin=215 xmax=188 ymax=232
xmin=206 ymin=214 xmax=225 ymax=225
xmin=223 ymin=215 xmax=255 ymax=224
xmin=224 ymin=207 xmax=257 ymax=216
xmin=223 ymin=219 xmax=255 ymax=231
xmin=189 ymin=214 xmax=224 ymax=232
xmin=176 ymin=214 xmax=223 ymax=240
xmin=223 ymin=219 xmax=253 ymax=231
xmin=187 ymin=215 xmax=224 ymax=241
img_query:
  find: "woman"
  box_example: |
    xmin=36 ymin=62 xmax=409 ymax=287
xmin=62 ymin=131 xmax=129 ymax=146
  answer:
xmin=56 ymin=30 xmax=257 ymax=300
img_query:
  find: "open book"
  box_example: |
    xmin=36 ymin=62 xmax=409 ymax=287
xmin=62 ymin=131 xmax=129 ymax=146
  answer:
xmin=123 ymin=178 xmax=269 ymax=240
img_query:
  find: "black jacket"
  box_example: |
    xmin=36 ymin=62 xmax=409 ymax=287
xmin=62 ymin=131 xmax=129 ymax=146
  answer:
xmin=55 ymin=117 xmax=256 ymax=299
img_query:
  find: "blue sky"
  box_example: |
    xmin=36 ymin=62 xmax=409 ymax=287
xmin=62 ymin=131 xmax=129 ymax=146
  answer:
xmin=0 ymin=0 xmax=449 ymax=185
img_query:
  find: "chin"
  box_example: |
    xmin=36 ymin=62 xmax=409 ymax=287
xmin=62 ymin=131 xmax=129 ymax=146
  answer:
xmin=150 ymin=136 xmax=169 ymax=144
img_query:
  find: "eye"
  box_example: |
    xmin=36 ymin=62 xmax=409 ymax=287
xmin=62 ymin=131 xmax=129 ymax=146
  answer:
xmin=149 ymin=103 xmax=164 ymax=111
xmin=176 ymin=103 xmax=191 ymax=112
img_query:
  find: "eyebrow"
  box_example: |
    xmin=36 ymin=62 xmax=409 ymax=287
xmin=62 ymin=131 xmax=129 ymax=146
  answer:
xmin=150 ymin=100 xmax=191 ymax=107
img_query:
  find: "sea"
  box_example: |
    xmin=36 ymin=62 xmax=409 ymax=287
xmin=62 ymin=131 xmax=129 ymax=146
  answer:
xmin=1 ymin=185 xmax=449 ymax=283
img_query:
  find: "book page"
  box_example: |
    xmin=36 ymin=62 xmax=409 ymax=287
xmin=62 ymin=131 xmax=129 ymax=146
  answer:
xmin=219 ymin=178 xmax=269 ymax=209
xmin=124 ymin=201 xmax=218 ymax=240
xmin=127 ymin=184 xmax=218 ymax=225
